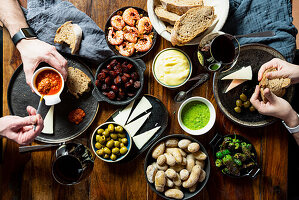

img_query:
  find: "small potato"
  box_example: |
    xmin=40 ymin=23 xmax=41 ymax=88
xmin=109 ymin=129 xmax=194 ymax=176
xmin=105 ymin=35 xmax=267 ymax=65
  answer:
xmin=189 ymin=183 xmax=197 ymax=192
xmin=170 ymin=164 xmax=185 ymax=172
xmin=193 ymin=151 xmax=207 ymax=161
xmin=165 ymin=168 xmax=177 ymax=179
xmin=155 ymin=171 xmax=166 ymax=192
xmin=165 ymin=189 xmax=184 ymax=200
xmin=173 ymin=173 xmax=182 ymax=186
xmin=166 ymin=178 xmax=174 ymax=188
xmin=156 ymin=163 xmax=168 ymax=171
xmin=166 ymin=139 xmax=179 ymax=147
xmin=166 ymin=148 xmax=182 ymax=164
xmin=146 ymin=164 xmax=157 ymax=183
xmin=182 ymin=157 xmax=187 ymax=166
xmin=186 ymin=154 xmax=195 ymax=172
xmin=152 ymin=142 xmax=165 ymax=159
xmin=178 ymin=139 xmax=191 ymax=149
xmin=164 ymin=153 xmax=176 ymax=166
xmin=195 ymin=160 xmax=205 ymax=169
xmin=182 ymin=165 xmax=201 ymax=188
xmin=179 ymin=169 xmax=189 ymax=181
xmin=178 ymin=148 xmax=187 ymax=157
xmin=157 ymin=155 xmax=166 ymax=166
xmin=198 ymin=169 xmax=206 ymax=182
xmin=187 ymin=143 xmax=200 ymax=153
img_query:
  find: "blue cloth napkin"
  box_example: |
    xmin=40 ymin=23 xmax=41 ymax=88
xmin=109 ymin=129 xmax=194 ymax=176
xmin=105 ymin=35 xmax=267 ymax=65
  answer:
xmin=22 ymin=0 xmax=113 ymax=64
xmin=222 ymin=0 xmax=297 ymax=62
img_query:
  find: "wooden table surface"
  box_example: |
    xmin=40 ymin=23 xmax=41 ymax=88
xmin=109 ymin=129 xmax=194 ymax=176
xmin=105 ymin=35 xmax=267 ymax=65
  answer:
xmin=1 ymin=0 xmax=289 ymax=199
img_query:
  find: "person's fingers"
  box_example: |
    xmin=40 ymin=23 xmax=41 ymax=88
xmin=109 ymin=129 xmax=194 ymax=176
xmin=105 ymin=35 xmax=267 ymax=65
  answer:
xmin=258 ymin=59 xmax=278 ymax=81
xmin=18 ymin=115 xmax=43 ymax=145
xmin=250 ymin=85 xmax=262 ymax=110
xmin=23 ymin=63 xmax=37 ymax=92
xmin=27 ymin=106 xmax=37 ymax=116
xmin=22 ymin=125 xmax=33 ymax=132
xmin=49 ymin=49 xmax=68 ymax=81
xmin=263 ymin=88 xmax=277 ymax=103
xmin=14 ymin=115 xmax=38 ymax=129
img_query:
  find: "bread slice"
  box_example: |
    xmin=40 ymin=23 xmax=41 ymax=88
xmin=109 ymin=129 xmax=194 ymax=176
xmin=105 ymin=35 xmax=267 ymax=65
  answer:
xmin=171 ymin=6 xmax=216 ymax=46
xmin=54 ymin=21 xmax=82 ymax=54
xmin=160 ymin=0 xmax=203 ymax=15
xmin=166 ymin=25 xmax=174 ymax=33
xmin=155 ymin=5 xmax=180 ymax=25
xmin=259 ymin=68 xmax=291 ymax=102
xmin=67 ymin=67 xmax=91 ymax=99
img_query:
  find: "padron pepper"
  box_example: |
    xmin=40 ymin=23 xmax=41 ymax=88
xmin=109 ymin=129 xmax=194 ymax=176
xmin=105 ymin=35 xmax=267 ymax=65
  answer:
xmin=215 ymin=159 xmax=223 ymax=167
xmin=216 ymin=149 xmax=231 ymax=159
xmin=222 ymin=155 xmax=240 ymax=176
xmin=233 ymin=158 xmax=242 ymax=166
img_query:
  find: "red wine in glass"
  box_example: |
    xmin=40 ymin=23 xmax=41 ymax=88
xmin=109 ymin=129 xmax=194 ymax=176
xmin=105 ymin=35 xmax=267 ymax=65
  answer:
xmin=211 ymin=34 xmax=236 ymax=64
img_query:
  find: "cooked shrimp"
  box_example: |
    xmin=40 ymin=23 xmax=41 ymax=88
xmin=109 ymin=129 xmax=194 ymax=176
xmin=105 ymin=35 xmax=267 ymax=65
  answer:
xmin=137 ymin=17 xmax=152 ymax=34
xmin=118 ymin=42 xmax=135 ymax=57
xmin=123 ymin=8 xmax=140 ymax=26
xmin=108 ymin=28 xmax=124 ymax=45
xmin=135 ymin=35 xmax=152 ymax=52
xmin=111 ymin=15 xmax=125 ymax=30
xmin=123 ymin=26 xmax=139 ymax=43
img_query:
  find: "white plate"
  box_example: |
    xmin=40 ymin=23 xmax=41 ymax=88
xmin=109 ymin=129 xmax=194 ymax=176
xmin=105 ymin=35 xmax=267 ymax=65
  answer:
xmin=147 ymin=0 xmax=229 ymax=45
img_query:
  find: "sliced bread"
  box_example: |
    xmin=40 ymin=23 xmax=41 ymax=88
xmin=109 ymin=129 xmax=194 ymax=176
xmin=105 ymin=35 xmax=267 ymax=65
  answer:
xmin=54 ymin=21 xmax=82 ymax=54
xmin=155 ymin=5 xmax=180 ymax=25
xmin=171 ymin=6 xmax=216 ymax=46
xmin=67 ymin=67 xmax=91 ymax=99
xmin=160 ymin=0 xmax=203 ymax=15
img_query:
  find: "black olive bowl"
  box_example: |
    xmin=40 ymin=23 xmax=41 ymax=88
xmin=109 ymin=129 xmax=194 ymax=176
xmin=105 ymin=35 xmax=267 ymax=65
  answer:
xmin=144 ymin=134 xmax=211 ymax=200
xmin=209 ymin=133 xmax=261 ymax=179
xmin=104 ymin=6 xmax=158 ymax=59
xmin=92 ymin=55 xmax=146 ymax=105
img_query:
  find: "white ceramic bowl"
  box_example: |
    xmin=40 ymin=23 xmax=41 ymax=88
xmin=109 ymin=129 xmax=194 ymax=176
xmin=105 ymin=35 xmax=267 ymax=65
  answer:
xmin=178 ymin=97 xmax=216 ymax=135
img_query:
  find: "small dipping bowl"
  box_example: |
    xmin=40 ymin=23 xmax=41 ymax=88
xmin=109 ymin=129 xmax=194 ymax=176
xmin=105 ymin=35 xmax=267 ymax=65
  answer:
xmin=178 ymin=97 xmax=216 ymax=135
xmin=152 ymin=48 xmax=192 ymax=89
xmin=31 ymin=67 xmax=64 ymax=106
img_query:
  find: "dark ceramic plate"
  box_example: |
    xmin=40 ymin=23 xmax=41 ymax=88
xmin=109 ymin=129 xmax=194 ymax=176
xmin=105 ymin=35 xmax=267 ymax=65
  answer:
xmin=144 ymin=134 xmax=210 ymax=200
xmin=7 ymin=56 xmax=99 ymax=143
xmin=105 ymin=6 xmax=158 ymax=59
xmin=213 ymin=44 xmax=294 ymax=127
xmin=107 ymin=94 xmax=168 ymax=162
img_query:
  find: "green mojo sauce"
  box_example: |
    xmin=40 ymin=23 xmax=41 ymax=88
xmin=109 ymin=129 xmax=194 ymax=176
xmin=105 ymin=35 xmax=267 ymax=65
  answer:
xmin=181 ymin=101 xmax=210 ymax=130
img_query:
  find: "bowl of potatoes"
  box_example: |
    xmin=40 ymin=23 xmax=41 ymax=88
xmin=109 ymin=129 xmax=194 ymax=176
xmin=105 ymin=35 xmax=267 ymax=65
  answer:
xmin=144 ymin=134 xmax=210 ymax=200
xmin=91 ymin=122 xmax=132 ymax=163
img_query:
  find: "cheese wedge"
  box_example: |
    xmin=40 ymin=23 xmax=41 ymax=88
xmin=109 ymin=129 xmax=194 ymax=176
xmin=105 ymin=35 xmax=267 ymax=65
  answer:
xmin=113 ymin=100 xmax=135 ymax=126
xmin=221 ymin=66 xmax=252 ymax=80
xmin=225 ymin=79 xmax=248 ymax=93
xmin=42 ymin=105 xmax=54 ymax=134
xmin=125 ymin=112 xmax=151 ymax=137
xmin=133 ymin=126 xmax=161 ymax=149
xmin=127 ymin=97 xmax=152 ymax=124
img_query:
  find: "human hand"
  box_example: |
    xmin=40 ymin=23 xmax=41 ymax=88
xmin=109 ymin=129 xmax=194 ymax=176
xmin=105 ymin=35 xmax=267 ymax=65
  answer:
xmin=0 ymin=106 xmax=44 ymax=145
xmin=258 ymin=58 xmax=299 ymax=84
xmin=16 ymin=38 xmax=68 ymax=90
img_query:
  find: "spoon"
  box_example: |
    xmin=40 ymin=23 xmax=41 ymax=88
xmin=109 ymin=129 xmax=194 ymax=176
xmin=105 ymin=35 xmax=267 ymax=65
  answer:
xmin=19 ymin=143 xmax=63 ymax=153
xmin=33 ymin=95 xmax=44 ymax=131
xmin=174 ymin=73 xmax=210 ymax=103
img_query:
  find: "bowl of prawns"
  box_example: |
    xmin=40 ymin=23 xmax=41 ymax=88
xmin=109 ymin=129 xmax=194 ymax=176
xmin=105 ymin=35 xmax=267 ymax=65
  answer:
xmin=105 ymin=6 xmax=158 ymax=58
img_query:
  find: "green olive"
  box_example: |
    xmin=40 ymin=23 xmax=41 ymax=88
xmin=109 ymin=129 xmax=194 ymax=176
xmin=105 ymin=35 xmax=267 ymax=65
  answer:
xmin=108 ymin=124 xmax=115 ymax=132
xmin=115 ymin=125 xmax=124 ymax=133
xmin=236 ymin=99 xmax=243 ymax=107
xmin=243 ymin=101 xmax=251 ymax=108
xmin=103 ymin=130 xmax=110 ymax=137
xmin=99 ymin=136 xmax=106 ymax=144
xmin=118 ymin=133 xmax=126 ymax=138
xmin=234 ymin=106 xmax=241 ymax=113
xmin=120 ymin=146 xmax=128 ymax=155
xmin=110 ymin=133 xmax=118 ymax=140
xmin=120 ymin=143 xmax=125 ymax=148
xmin=114 ymin=141 xmax=120 ymax=147
xmin=110 ymin=154 xmax=117 ymax=161
xmin=96 ymin=135 xmax=101 ymax=142
xmin=118 ymin=138 xmax=122 ymax=143
xmin=96 ymin=149 xmax=104 ymax=156
xmin=95 ymin=142 xmax=102 ymax=149
xmin=103 ymin=154 xmax=109 ymax=159
xmin=240 ymin=93 xmax=247 ymax=101
xmin=112 ymin=147 xmax=120 ymax=155
xmin=249 ymin=105 xmax=256 ymax=112
xmin=106 ymin=140 xmax=114 ymax=148
xmin=97 ymin=128 xmax=104 ymax=135
xmin=103 ymin=147 xmax=111 ymax=155
xmin=106 ymin=137 xmax=111 ymax=141
xmin=121 ymin=138 xmax=128 ymax=145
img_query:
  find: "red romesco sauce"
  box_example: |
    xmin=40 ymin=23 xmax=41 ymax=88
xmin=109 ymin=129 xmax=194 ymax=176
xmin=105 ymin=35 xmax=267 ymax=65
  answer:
xmin=35 ymin=70 xmax=62 ymax=95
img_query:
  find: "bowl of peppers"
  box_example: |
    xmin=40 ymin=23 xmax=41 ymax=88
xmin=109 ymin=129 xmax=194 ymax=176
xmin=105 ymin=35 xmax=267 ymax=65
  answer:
xmin=209 ymin=133 xmax=261 ymax=178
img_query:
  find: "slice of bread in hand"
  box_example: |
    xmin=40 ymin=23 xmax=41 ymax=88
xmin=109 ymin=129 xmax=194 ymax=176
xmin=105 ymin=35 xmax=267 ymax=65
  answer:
xmin=54 ymin=21 xmax=82 ymax=54
xmin=160 ymin=0 xmax=203 ymax=15
xmin=171 ymin=6 xmax=216 ymax=46
xmin=155 ymin=5 xmax=180 ymax=25
xmin=67 ymin=67 xmax=91 ymax=99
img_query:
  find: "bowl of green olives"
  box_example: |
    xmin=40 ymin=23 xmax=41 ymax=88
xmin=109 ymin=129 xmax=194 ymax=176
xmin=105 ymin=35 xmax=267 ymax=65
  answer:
xmin=91 ymin=122 xmax=132 ymax=162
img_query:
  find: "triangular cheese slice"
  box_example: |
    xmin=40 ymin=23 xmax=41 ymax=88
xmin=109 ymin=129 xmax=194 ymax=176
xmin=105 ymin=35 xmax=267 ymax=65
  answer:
xmin=133 ymin=126 xmax=161 ymax=149
xmin=113 ymin=100 xmax=135 ymax=126
xmin=127 ymin=97 xmax=152 ymax=123
xmin=225 ymin=79 xmax=248 ymax=93
xmin=42 ymin=105 xmax=54 ymax=134
xmin=221 ymin=66 xmax=252 ymax=80
xmin=125 ymin=112 xmax=151 ymax=137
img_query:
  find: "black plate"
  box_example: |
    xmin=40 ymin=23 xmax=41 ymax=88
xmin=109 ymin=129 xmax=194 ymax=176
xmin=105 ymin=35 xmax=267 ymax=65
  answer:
xmin=105 ymin=6 xmax=158 ymax=59
xmin=213 ymin=44 xmax=294 ymax=127
xmin=107 ymin=94 xmax=168 ymax=162
xmin=144 ymin=134 xmax=210 ymax=200
xmin=7 ymin=57 xmax=99 ymax=143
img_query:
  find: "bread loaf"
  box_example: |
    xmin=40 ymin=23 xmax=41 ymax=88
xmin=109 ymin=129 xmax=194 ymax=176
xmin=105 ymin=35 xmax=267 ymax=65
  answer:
xmin=67 ymin=67 xmax=91 ymax=99
xmin=54 ymin=21 xmax=82 ymax=54
xmin=160 ymin=0 xmax=203 ymax=15
xmin=155 ymin=5 xmax=180 ymax=25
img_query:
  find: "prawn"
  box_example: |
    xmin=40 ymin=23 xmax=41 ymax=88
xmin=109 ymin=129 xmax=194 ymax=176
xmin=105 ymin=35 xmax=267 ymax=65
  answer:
xmin=110 ymin=15 xmax=125 ymax=30
xmin=108 ymin=28 xmax=124 ymax=45
xmin=118 ymin=42 xmax=135 ymax=57
xmin=135 ymin=35 xmax=152 ymax=52
xmin=137 ymin=17 xmax=152 ymax=34
xmin=123 ymin=8 xmax=140 ymax=26
xmin=123 ymin=26 xmax=139 ymax=43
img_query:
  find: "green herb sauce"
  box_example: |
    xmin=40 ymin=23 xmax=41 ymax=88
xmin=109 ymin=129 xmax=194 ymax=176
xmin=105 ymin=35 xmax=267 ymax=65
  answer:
xmin=181 ymin=101 xmax=210 ymax=130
